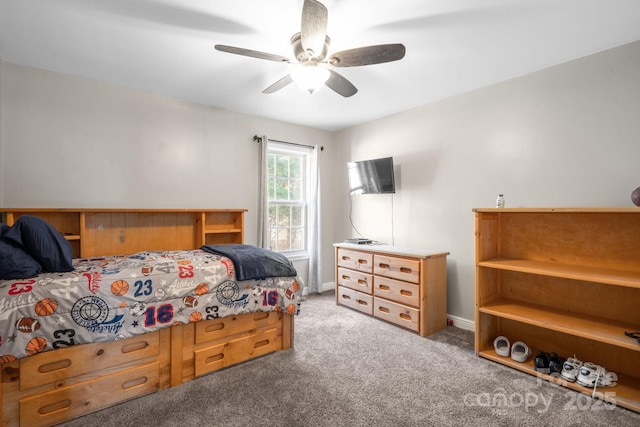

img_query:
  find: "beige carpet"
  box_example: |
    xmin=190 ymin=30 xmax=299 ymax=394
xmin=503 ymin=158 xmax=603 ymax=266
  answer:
xmin=59 ymin=291 xmax=640 ymax=426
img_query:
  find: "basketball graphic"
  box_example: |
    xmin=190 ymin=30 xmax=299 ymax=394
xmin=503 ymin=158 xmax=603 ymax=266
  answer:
xmin=16 ymin=317 xmax=40 ymax=333
xmin=189 ymin=312 xmax=203 ymax=322
xmin=183 ymin=296 xmax=198 ymax=308
xmin=25 ymin=337 xmax=47 ymax=355
xmin=195 ymin=283 xmax=209 ymax=296
xmin=0 ymin=355 xmax=17 ymax=364
xmin=111 ymin=280 xmax=129 ymax=296
xmin=34 ymin=298 xmax=58 ymax=316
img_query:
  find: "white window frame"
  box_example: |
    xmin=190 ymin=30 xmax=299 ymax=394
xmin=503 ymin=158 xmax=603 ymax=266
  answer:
xmin=266 ymin=141 xmax=312 ymax=258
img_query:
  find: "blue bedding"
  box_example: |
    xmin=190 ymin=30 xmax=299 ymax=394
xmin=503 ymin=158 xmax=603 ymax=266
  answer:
xmin=201 ymin=244 xmax=297 ymax=281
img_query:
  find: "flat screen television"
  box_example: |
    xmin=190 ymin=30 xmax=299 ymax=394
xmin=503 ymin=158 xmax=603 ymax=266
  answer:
xmin=348 ymin=157 xmax=396 ymax=195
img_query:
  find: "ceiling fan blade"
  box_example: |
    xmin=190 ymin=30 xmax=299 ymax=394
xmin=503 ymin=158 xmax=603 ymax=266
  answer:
xmin=263 ymin=74 xmax=294 ymax=94
xmin=215 ymin=45 xmax=291 ymax=63
xmin=328 ymin=44 xmax=406 ymax=67
xmin=325 ymin=70 xmax=357 ymax=97
xmin=300 ymin=0 xmax=328 ymax=58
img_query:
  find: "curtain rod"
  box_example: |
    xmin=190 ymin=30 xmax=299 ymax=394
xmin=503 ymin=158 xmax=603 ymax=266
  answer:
xmin=253 ymin=135 xmax=317 ymax=150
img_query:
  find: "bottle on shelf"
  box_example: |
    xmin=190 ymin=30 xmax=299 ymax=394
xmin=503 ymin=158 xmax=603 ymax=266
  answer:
xmin=496 ymin=194 xmax=505 ymax=208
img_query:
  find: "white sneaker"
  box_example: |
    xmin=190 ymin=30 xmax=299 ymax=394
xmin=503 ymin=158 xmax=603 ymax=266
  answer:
xmin=577 ymin=363 xmax=618 ymax=388
xmin=561 ymin=356 xmax=582 ymax=382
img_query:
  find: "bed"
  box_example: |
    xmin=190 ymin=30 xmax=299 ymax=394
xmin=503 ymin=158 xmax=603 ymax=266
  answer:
xmin=0 ymin=208 xmax=301 ymax=427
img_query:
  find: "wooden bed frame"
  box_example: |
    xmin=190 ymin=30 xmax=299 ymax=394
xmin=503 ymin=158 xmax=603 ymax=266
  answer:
xmin=0 ymin=209 xmax=295 ymax=427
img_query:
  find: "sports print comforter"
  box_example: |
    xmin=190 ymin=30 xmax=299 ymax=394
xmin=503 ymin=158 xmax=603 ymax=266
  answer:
xmin=0 ymin=249 xmax=302 ymax=362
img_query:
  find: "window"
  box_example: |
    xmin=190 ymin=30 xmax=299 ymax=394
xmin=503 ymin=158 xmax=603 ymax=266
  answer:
xmin=266 ymin=142 xmax=312 ymax=254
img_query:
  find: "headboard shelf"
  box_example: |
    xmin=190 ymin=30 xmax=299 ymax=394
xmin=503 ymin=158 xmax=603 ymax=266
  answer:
xmin=0 ymin=208 xmax=247 ymax=257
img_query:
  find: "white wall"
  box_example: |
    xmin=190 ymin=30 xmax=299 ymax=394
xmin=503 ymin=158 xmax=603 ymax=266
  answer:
xmin=333 ymin=41 xmax=640 ymax=323
xmin=0 ymin=63 xmax=339 ymax=291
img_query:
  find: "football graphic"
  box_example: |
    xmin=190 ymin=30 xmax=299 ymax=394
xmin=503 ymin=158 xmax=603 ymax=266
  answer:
xmin=183 ymin=296 xmax=198 ymax=308
xmin=16 ymin=317 xmax=40 ymax=333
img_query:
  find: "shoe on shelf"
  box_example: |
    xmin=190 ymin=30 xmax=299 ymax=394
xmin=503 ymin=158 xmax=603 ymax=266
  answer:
xmin=493 ymin=336 xmax=511 ymax=357
xmin=534 ymin=351 xmax=550 ymax=373
xmin=510 ymin=341 xmax=531 ymax=363
xmin=561 ymin=356 xmax=583 ymax=382
xmin=549 ymin=353 xmax=566 ymax=377
xmin=577 ymin=363 xmax=619 ymax=388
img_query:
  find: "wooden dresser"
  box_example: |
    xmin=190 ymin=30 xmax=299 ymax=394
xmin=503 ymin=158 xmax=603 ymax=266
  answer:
xmin=334 ymin=243 xmax=449 ymax=337
xmin=474 ymin=208 xmax=640 ymax=413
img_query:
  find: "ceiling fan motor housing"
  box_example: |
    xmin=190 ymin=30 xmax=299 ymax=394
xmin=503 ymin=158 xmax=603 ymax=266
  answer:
xmin=291 ymin=32 xmax=330 ymax=62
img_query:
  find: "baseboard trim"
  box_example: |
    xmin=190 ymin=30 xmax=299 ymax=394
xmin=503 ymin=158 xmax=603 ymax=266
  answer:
xmin=446 ymin=314 xmax=474 ymax=331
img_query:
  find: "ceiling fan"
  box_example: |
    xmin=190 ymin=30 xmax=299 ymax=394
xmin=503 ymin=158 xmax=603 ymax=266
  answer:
xmin=214 ymin=0 xmax=406 ymax=97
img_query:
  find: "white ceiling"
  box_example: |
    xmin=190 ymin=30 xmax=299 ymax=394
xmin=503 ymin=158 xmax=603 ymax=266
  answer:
xmin=1 ymin=0 xmax=640 ymax=131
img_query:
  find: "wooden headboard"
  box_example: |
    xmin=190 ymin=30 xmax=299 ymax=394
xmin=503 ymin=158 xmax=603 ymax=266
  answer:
xmin=0 ymin=208 xmax=246 ymax=258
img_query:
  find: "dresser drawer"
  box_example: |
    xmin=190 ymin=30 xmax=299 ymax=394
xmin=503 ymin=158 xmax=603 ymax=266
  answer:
xmin=337 ymin=286 xmax=373 ymax=315
xmin=337 ymin=248 xmax=373 ymax=273
xmin=337 ymin=266 xmax=373 ymax=294
xmin=374 ymin=276 xmax=420 ymax=308
xmin=374 ymin=298 xmax=419 ymax=332
xmin=374 ymin=254 xmax=420 ymax=284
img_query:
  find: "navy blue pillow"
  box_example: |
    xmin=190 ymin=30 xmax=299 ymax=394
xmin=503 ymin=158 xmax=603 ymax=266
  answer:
xmin=3 ymin=215 xmax=74 ymax=272
xmin=0 ymin=223 xmax=9 ymax=236
xmin=0 ymin=239 xmax=42 ymax=279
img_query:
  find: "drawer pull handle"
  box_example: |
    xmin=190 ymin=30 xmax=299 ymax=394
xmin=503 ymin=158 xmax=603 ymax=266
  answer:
xmin=379 ymin=284 xmax=390 ymax=291
xmin=357 ymin=259 xmax=369 ymax=265
xmin=38 ymin=359 xmax=72 ymax=374
xmin=39 ymin=399 xmax=72 ymax=415
xmin=357 ymin=279 xmax=368 ymax=285
xmin=341 ymin=275 xmax=351 ymax=280
xmin=122 ymin=375 xmax=149 ymax=390
xmin=400 ymin=289 xmax=413 ymax=297
xmin=378 ymin=306 xmax=390 ymax=313
xmin=356 ymin=299 xmax=368 ymax=306
xmin=253 ymin=312 xmax=269 ymax=321
xmin=379 ymin=263 xmax=390 ymax=269
xmin=121 ymin=340 xmax=149 ymax=354
xmin=254 ymin=339 xmax=270 ymax=349
xmin=341 ymin=256 xmax=351 ymax=261
xmin=400 ymin=313 xmax=412 ymax=321
xmin=341 ymin=294 xmax=352 ymax=301
xmin=206 ymin=353 xmax=224 ymax=364
xmin=400 ymin=267 xmax=412 ymax=274
xmin=205 ymin=322 xmax=225 ymax=332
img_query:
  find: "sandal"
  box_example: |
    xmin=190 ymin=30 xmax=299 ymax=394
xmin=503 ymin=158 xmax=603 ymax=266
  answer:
xmin=493 ymin=336 xmax=511 ymax=357
xmin=510 ymin=341 xmax=531 ymax=363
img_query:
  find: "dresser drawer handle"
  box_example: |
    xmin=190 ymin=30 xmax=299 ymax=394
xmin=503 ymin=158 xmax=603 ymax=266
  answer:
xmin=341 ymin=274 xmax=351 ymax=281
xmin=356 ymin=299 xmax=368 ymax=306
xmin=341 ymin=255 xmax=351 ymax=262
xmin=357 ymin=259 xmax=369 ymax=265
xmin=38 ymin=359 xmax=72 ymax=374
xmin=399 ymin=312 xmax=412 ymax=321
xmin=378 ymin=306 xmax=390 ymax=313
xmin=357 ymin=278 xmax=368 ymax=285
xmin=400 ymin=289 xmax=413 ymax=297
xmin=341 ymin=294 xmax=352 ymax=301
xmin=378 ymin=263 xmax=390 ymax=270
xmin=378 ymin=284 xmax=390 ymax=291
xmin=400 ymin=267 xmax=413 ymax=274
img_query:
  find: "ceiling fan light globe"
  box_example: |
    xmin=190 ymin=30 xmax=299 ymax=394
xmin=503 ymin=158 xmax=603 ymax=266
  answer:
xmin=291 ymin=64 xmax=330 ymax=94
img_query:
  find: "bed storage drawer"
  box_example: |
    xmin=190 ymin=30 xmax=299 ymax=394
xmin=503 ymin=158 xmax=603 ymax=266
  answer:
xmin=337 ymin=267 xmax=373 ymax=294
xmin=374 ymin=298 xmax=420 ymax=332
xmin=374 ymin=254 xmax=420 ymax=284
xmin=337 ymin=286 xmax=373 ymax=315
xmin=19 ymin=332 xmax=161 ymax=390
xmin=194 ymin=327 xmax=279 ymax=377
xmin=19 ymin=362 xmax=160 ymax=427
xmin=374 ymin=276 xmax=420 ymax=308
xmin=195 ymin=311 xmax=281 ymax=344
xmin=337 ymin=248 xmax=373 ymax=273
